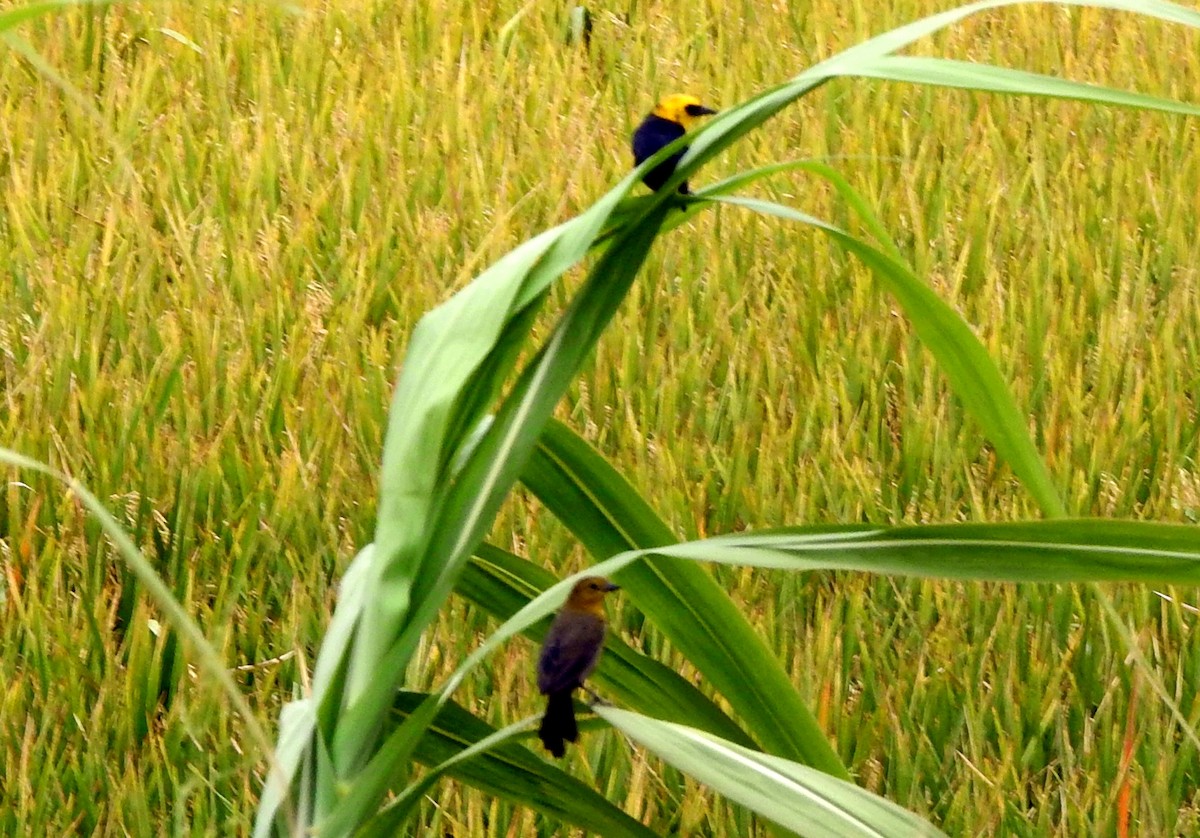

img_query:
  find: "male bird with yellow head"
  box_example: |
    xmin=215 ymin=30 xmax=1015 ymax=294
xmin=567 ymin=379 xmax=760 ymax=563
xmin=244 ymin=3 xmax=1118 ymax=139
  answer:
xmin=537 ymin=576 xmax=620 ymax=758
xmin=631 ymin=93 xmax=718 ymax=193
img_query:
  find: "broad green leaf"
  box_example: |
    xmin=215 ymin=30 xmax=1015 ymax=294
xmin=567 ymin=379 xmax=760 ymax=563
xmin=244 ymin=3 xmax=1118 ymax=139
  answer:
xmin=330 ymin=208 xmax=671 ymax=791
xmin=524 ymin=421 xmax=849 ymax=776
xmin=597 ymin=707 xmax=946 ymax=838
xmin=310 ymin=546 xmax=374 ymax=733
xmin=366 ymin=692 xmax=658 ymax=838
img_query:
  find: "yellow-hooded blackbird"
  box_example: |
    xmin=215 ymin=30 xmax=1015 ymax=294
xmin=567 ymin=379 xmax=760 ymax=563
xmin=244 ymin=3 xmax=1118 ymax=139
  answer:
xmin=537 ymin=576 xmax=620 ymax=758
xmin=631 ymin=93 xmax=718 ymax=193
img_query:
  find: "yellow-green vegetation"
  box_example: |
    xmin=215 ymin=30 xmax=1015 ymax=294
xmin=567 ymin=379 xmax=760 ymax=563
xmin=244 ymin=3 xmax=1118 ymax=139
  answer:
xmin=2 ymin=0 xmax=1200 ymax=835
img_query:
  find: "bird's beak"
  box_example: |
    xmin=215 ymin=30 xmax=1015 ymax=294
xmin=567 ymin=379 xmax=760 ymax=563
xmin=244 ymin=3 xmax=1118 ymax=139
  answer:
xmin=603 ymin=582 xmax=621 ymax=592
xmin=698 ymin=105 xmax=718 ymax=116
xmin=684 ymin=104 xmax=718 ymax=118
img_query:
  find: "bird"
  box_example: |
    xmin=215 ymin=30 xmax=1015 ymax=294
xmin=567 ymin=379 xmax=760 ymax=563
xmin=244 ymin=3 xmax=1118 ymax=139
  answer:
xmin=536 ymin=575 xmax=620 ymax=758
xmin=631 ymin=93 xmax=718 ymax=193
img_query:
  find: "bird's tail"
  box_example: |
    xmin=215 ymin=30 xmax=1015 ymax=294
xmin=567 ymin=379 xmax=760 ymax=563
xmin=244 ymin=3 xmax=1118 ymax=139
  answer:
xmin=538 ymin=691 xmax=578 ymax=758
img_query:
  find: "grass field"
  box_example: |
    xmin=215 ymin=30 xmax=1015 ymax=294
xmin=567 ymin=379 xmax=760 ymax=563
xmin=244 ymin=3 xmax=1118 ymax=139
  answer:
xmin=2 ymin=0 xmax=1200 ymax=834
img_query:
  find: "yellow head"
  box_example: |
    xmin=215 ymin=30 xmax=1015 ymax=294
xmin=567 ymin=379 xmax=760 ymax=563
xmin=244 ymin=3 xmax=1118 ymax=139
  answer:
xmin=564 ymin=576 xmax=620 ymax=617
xmin=651 ymin=94 xmax=718 ymax=129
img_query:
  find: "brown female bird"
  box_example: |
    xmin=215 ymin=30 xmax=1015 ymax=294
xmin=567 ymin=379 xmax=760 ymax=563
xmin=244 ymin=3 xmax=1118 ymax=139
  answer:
xmin=537 ymin=575 xmax=620 ymax=758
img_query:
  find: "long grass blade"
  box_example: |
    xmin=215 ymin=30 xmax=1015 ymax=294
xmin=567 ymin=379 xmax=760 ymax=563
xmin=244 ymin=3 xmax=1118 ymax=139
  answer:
xmin=0 ymin=449 xmax=289 ymax=827
xmin=597 ymin=707 xmax=946 ymax=838
xmin=524 ymin=421 xmax=848 ymax=774
xmin=715 ymin=194 xmax=1069 ymax=517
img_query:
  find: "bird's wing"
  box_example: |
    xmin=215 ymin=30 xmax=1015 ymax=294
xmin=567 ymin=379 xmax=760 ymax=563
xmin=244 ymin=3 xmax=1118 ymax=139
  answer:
xmin=632 ymin=117 xmax=685 ymax=166
xmin=537 ymin=613 xmax=606 ymax=695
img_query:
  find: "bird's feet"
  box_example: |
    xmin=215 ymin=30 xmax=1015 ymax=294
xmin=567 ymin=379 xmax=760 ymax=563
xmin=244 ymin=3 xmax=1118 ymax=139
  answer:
xmin=582 ymin=686 xmax=612 ymax=706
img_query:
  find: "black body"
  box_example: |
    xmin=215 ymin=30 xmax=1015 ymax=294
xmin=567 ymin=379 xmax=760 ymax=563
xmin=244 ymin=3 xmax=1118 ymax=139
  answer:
xmin=631 ymin=114 xmax=689 ymax=193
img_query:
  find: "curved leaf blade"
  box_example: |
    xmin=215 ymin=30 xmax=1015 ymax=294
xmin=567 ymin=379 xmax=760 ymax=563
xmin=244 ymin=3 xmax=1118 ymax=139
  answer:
xmin=524 ymin=421 xmax=849 ymax=776
xmin=852 ymin=56 xmax=1200 ymax=115
xmin=597 ymin=706 xmax=947 ymax=838
xmin=715 ymin=194 xmax=1068 ymax=518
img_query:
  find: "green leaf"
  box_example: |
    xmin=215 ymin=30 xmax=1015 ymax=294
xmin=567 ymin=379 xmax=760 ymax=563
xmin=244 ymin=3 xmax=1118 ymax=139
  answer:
xmin=524 ymin=421 xmax=849 ymax=775
xmin=652 ymin=520 xmax=1200 ymax=584
xmin=310 ymin=546 xmax=373 ymax=730
xmin=850 ymin=56 xmax=1200 ymax=116
xmin=807 ymin=0 xmax=1200 ymax=77
xmin=596 ymin=707 xmax=947 ymax=838
xmin=321 ymin=695 xmax=443 ymax=835
xmin=364 ymin=692 xmax=659 ymax=838
xmin=252 ymin=700 xmax=315 ymax=838
xmin=438 ymin=519 xmax=1200 ymax=726
xmin=331 ymin=208 xmax=671 ymax=781
xmin=0 ymin=0 xmax=113 ymax=33
xmin=714 ymin=194 xmax=1069 ymax=518
xmin=672 ymin=0 xmax=1200 ymax=200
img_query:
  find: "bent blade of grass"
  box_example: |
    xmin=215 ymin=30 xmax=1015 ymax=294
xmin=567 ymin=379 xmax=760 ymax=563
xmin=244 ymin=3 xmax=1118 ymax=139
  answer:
xmin=434 ymin=518 xmax=1200 ymax=715
xmin=1094 ymin=589 xmax=1200 ymax=754
xmin=2 ymin=31 xmax=134 ymax=177
xmin=714 ymin=194 xmax=1068 ymax=518
xmin=524 ymin=421 xmax=848 ymax=774
xmin=810 ymin=0 xmax=1200 ymax=76
xmin=671 ymin=0 xmax=1200 ymax=205
xmin=0 ymin=449 xmax=290 ymax=828
xmin=596 ymin=706 xmax=947 ymax=838
xmin=851 ymin=56 xmax=1200 ymax=116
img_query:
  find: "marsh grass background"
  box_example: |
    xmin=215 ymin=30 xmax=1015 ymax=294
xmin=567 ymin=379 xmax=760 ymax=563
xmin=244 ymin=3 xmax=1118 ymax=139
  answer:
xmin=2 ymin=0 xmax=1199 ymax=834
